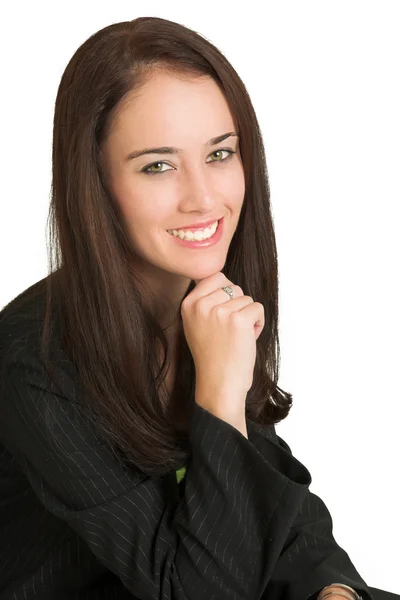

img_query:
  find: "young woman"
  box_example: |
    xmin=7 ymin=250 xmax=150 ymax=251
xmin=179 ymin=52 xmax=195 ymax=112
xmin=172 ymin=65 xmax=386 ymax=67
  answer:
xmin=0 ymin=16 xmax=378 ymax=600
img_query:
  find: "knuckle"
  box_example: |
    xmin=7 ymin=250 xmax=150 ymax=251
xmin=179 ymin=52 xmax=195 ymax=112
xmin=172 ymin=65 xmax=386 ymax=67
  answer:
xmin=231 ymin=311 xmax=245 ymax=327
xmin=195 ymin=300 xmax=207 ymax=317
xmin=182 ymin=296 xmax=193 ymax=310
xmin=214 ymin=304 xmax=227 ymax=318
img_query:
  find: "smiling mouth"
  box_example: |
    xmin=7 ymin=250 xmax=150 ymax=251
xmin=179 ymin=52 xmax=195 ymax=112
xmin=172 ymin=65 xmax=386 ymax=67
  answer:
xmin=166 ymin=219 xmax=220 ymax=241
xmin=167 ymin=218 xmax=221 ymax=232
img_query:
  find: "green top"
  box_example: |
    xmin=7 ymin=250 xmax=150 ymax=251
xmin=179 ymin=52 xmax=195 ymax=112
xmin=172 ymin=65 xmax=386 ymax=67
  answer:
xmin=176 ymin=466 xmax=187 ymax=484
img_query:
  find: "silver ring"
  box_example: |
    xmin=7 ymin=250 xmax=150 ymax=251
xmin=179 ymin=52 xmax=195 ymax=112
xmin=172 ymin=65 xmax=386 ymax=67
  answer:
xmin=221 ymin=286 xmax=234 ymax=300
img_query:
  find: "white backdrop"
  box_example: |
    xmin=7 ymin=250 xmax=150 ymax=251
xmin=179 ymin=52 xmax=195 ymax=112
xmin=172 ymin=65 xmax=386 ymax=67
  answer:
xmin=1 ymin=1 xmax=399 ymax=594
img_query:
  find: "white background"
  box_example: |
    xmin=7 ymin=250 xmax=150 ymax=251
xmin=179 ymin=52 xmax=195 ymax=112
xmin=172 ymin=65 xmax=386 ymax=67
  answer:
xmin=1 ymin=1 xmax=399 ymax=594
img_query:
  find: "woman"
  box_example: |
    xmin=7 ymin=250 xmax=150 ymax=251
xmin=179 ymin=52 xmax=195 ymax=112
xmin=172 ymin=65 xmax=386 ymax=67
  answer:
xmin=0 ymin=16 xmax=376 ymax=600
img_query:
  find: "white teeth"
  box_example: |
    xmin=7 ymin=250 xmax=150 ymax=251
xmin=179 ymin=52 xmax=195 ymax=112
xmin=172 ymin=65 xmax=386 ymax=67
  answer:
xmin=167 ymin=220 xmax=219 ymax=241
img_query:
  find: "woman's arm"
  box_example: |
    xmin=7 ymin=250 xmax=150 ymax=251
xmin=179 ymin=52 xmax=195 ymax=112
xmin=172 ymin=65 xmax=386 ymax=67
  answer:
xmin=0 ymin=339 xmax=313 ymax=600
xmin=245 ymin=421 xmax=374 ymax=600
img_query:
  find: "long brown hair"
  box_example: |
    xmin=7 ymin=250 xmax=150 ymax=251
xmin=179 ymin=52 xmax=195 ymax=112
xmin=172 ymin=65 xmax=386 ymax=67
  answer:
xmin=22 ymin=17 xmax=293 ymax=476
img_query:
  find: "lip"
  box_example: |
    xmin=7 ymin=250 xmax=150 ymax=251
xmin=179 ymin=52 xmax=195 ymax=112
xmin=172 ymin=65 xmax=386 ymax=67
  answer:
xmin=167 ymin=217 xmax=224 ymax=248
xmin=167 ymin=218 xmax=221 ymax=232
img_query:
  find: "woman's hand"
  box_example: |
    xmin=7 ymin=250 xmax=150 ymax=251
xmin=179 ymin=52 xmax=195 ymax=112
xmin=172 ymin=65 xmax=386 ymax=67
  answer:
xmin=181 ymin=271 xmax=265 ymax=398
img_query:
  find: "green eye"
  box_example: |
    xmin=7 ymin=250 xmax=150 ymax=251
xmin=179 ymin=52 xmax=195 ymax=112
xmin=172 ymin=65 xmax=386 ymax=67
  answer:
xmin=209 ymin=150 xmax=224 ymax=161
xmin=146 ymin=162 xmax=164 ymax=174
xmin=141 ymin=149 xmax=236 ymax=176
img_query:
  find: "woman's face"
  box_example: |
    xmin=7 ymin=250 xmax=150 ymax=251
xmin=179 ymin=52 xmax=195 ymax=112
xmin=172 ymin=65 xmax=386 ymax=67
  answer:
xmin=100 ymin=70 xmax=245 ymax=294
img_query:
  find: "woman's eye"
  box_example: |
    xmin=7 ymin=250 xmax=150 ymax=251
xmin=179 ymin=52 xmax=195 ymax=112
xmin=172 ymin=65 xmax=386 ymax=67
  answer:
xmin=208 ymin=149 xmax=230 ymax=161
xmin=141 ymin=149 xmax=236 ymax=176
xmin=142 ymin=161 xmax=172 ymax=175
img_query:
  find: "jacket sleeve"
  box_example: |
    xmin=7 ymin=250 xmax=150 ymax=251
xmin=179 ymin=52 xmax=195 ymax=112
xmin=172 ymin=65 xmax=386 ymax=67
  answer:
xmin=245 ymin=421 xmax=375 ymax=600
xmin=0 ymin=346 xmax=314 ymax=600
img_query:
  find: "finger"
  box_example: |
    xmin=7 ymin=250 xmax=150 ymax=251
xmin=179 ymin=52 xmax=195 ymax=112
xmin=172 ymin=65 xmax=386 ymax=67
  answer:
xmin=194 ymin=272 xmax=227 ymax=286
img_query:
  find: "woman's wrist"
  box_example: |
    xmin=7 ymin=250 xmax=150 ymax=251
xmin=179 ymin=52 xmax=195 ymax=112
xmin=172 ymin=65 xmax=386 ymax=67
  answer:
xmin=318 ymin=583 xmax=362 ymax=600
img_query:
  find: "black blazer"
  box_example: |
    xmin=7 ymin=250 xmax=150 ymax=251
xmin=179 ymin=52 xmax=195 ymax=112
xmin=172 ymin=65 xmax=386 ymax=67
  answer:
xmin=0 ymin=279 xmax=377 ymax=599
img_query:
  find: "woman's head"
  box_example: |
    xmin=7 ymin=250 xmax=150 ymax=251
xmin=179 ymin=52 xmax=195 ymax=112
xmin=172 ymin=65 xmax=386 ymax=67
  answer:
xmin=99 ymin=69 xmax=245 ymax=317
xmin=51 ymin=17 xmax=265 ymax=308
xmin=43 ymin=17 xmax=292 ymax=476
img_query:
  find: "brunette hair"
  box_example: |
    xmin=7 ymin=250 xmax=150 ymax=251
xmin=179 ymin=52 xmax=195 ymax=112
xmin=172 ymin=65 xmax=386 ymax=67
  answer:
xmin=16 ymin=17 xmax=293 ymax=476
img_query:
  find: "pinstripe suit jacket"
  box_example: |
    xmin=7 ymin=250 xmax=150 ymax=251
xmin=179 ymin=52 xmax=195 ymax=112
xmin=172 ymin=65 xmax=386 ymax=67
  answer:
xmin=0 ymin=279 xmax=375 ymax=600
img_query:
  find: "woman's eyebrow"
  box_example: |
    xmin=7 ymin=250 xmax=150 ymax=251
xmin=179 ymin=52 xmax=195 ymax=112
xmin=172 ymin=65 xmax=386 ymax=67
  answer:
xmin=124 ymin=132 xmax=239 ymax=161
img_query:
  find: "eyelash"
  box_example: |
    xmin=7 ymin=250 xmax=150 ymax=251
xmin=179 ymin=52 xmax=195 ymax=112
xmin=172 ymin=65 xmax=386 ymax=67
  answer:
xmin=141 ymin=149 xmax=237 ymax=176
